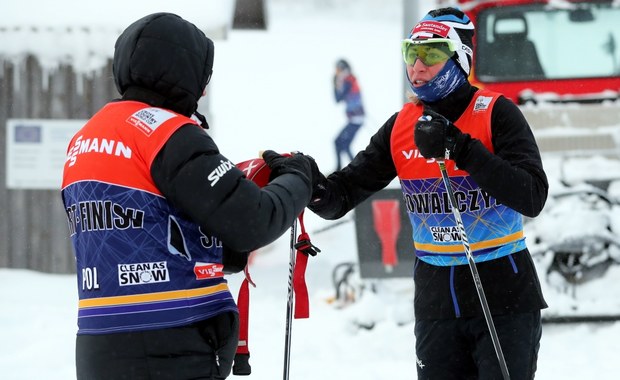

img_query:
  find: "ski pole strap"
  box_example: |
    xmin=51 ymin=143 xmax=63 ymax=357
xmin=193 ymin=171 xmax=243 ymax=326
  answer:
xmin=292 ymin=211 xmax=321 ymax=319
xmin=234 ymin=264 xmax=255 ymax=376
xmin=294 ymin=210 xmax=321 ymax=257
xmin=236 ymin=278 xmax=250 ymax=355
xmin=293 ymin=251 xmax=309 ymax=319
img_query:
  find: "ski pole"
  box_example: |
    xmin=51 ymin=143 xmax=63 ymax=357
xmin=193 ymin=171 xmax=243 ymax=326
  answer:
xmin=283 ymin=219 xmax=298 ymax=380
xmin=311 ymin=218 xmax=352 ymax=235
xmin=437 ymin=159 xmax=511 ymax=380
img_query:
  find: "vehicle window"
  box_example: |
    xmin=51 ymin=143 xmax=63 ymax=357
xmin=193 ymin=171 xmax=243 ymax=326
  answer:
xmin=475 ymin=2 xmax=620 ymax=82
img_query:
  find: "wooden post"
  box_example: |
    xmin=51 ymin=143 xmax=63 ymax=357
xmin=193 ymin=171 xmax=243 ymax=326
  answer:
xmin=233 ymin=0 xmax=268 ymax=30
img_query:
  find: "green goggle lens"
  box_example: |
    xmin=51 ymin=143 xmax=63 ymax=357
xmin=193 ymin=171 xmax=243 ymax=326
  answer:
xmin=402 ymin=41 xmax=455 ymax=66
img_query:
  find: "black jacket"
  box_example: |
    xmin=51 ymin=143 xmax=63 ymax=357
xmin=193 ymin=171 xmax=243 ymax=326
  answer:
xmin=310 ymin=83 xmax=548 ymax=319
xmin=113 ymin=13 xmax=311 ymax=254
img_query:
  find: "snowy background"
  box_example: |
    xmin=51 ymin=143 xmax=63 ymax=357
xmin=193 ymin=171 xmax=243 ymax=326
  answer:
xmin=2 ymin=0 xmax=620 ymax=379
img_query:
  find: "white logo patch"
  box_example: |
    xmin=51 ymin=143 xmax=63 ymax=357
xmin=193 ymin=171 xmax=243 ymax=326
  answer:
xmin=118 ymin=261 xmax=170 ymax=286
xmin=127 ymin=107 xmax=177 ymax=136
xmin=430 ymin=226 xmax=462 ymax=243
xmin=473 ymin=96 xmax=493 ymax=112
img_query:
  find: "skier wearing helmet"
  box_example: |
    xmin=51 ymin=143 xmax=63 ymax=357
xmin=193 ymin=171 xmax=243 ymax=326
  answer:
xmin=62 ymin=12 xmax=319 ymax=379
xmin=277 ymin=7 xmax=549 ymax=379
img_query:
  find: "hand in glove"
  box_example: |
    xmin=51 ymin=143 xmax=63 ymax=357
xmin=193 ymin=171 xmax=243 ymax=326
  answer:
xmin=262 ymin=150 xmax=320 ymax=190
xmin=414 ymin=109 xmax=468 ymax=160
xmin=222 ymin=246 xmax=249 ymax=274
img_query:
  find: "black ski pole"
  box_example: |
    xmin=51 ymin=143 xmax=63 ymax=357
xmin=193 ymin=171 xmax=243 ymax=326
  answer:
xmin=311 ymin=218 xmax=352 ymax=235
xmin=283 ymin=219 xmax=297 ymax=380
xmin=437 ymin=159 xmax=511 ymax=380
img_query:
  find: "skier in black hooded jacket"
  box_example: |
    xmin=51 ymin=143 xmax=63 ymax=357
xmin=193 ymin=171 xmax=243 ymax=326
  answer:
xmin=275 ymin=7 xmax=548 ymax=380
xmin=61 ymin=12 xmax=318 ymax=380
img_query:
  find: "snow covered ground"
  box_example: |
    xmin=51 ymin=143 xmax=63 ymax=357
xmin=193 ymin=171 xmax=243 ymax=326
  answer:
xmin=2 ymin=0 xmax=620 ymax=379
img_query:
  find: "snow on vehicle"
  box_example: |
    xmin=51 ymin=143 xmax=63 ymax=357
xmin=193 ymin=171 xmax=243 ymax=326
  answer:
xmin=523 ymin=171 xmax=620 ymax=322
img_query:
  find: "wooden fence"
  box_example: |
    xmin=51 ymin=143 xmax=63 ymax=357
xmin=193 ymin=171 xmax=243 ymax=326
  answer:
xmin=0 ymin=56 xmax=118 ymax=274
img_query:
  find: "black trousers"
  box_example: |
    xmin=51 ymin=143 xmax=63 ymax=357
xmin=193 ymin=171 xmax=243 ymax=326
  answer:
xmin=76 ymin=311 xmax=239 ymax=380
xmin=415 ymin=310 xmax=542 ymax=380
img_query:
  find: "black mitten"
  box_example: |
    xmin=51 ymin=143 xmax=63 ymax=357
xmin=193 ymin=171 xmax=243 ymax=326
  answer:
xmin=414 ymin=109 xmax=467 ymax=160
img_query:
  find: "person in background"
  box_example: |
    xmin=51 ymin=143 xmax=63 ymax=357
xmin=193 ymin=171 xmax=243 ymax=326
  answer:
xmin=284 ymin=7 xmax=548 ymax=380
xmin=333 ymin=58 xmax=365 ymax=170
xmin=61 ymin=12 xmax=318 ymax=380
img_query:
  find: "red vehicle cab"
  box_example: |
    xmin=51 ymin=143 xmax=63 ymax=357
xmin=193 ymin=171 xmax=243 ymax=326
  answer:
xmin=454 ymin=0 xmax=620 ymax=105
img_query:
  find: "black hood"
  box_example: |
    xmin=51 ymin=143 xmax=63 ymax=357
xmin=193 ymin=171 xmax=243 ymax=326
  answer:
xmin=113 ymin=12 xmax=214 ymax=117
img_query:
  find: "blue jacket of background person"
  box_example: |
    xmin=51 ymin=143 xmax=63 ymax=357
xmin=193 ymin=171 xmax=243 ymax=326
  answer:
xmin=334 ymin=59 xmax=365 ymax=119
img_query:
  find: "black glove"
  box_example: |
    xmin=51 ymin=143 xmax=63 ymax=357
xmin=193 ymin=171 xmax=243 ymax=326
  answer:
xmin=262 ymin=150 xmax=319 ymax=189
xmin=222 ymin=246 xmax=249 ymax=274
xmin=414 ymin=109 xmax=468 ymax=160
xmin=311 ymin=171 xmax=327 ymax=203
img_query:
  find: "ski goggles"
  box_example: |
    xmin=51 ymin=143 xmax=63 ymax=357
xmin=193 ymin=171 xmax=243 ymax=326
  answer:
xmin=401 ymin=38 xmax=458 ymax=66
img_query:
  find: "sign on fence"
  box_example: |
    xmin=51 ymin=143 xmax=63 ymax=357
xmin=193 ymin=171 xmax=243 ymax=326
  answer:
xmin=6 ymin=119 xmax=85 ymax=189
